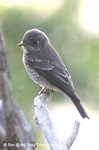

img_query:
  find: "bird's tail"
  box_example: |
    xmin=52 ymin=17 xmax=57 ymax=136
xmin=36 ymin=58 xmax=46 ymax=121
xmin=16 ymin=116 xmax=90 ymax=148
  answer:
xmin=70 ymin=94 xmax=89 ymax=119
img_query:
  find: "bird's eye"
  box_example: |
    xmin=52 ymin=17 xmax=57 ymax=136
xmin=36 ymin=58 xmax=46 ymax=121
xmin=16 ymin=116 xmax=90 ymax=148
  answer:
xmin=33 ymin=40 xmax=39 ymax=46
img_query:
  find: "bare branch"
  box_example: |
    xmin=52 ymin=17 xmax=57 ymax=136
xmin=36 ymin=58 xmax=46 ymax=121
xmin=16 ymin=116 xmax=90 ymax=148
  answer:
xmin=0 ymin=29 xmax=35 ymax=150
xmin=0 ymin=29 xmax=13 ymax=117
xmin=66 ymin=120 xmax=80 ymax=149
xmin=34 ymin=89 xmax=80 ymax=150
xmin=0 ymin=100 xmax=6 ymax=143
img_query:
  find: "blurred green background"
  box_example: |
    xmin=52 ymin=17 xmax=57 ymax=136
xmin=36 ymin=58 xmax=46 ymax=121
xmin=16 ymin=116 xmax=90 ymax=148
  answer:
xmin=0 ymin=0 xmax=99 ymax=149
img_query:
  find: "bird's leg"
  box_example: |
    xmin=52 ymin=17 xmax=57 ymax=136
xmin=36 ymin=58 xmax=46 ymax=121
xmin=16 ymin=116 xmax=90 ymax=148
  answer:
xmin=39 ymin=87 xmax=54 ymax=95
xmin=38 ymin=88 xmax=54 ymax=103
xmin=39 ymin=87 xmax=46 ymax=95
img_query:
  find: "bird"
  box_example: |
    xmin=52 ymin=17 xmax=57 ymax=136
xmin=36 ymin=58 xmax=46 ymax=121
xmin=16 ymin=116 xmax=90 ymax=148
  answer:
xmin=18 ymin=29 xmax=89 ymax=119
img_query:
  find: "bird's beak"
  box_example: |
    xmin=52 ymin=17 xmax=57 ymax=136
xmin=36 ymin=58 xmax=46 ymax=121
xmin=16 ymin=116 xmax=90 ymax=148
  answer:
xmin=17 ymin=41 xmax=24 ymax=47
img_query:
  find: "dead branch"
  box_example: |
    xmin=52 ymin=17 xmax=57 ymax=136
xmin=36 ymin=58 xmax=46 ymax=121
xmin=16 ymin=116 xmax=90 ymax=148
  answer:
xmin=34 ymin=89 xmax=80 ymax=150
xmin=0 ymin=29 xmax=35 ymax=150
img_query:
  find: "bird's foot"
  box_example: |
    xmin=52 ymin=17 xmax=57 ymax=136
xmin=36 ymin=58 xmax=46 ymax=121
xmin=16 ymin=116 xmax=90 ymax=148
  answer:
xmin=39 ymin=87 xmax=54 ymax=95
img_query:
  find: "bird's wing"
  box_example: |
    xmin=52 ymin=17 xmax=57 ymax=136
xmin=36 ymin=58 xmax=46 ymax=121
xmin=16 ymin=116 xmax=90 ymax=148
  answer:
xmin=27 ymin=57 xmax=74 ymax=94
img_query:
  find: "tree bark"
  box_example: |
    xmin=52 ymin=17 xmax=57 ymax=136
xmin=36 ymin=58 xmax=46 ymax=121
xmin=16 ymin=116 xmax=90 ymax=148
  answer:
xmin=34 ymin=89 xmax=80 ymax=150
xmin=0 ymin=29 xmax=35 ymax=150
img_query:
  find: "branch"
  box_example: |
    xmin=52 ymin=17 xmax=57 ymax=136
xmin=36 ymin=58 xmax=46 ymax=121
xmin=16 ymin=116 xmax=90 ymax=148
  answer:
xmin=34 ymin=89 xmax=80 ymax=150
xmin=0 ymin=29 xmax=12 ymax=116
xmin=0 ymin=29 xmax=35 ymax=150
xmin=66 ymin=120 xmax=80 ymax=149
xmin=0 ymin=100 xmax=6 ymax=143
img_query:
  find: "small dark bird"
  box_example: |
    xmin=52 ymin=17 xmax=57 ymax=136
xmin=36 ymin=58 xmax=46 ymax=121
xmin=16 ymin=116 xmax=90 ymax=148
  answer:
xmin=18 ymin=29 xmax=89 ymax=119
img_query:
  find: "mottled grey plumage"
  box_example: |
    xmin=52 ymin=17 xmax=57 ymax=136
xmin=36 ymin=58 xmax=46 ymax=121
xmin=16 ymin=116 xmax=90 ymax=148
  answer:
xmin=18 ymin=29 xmax=89 ymax=119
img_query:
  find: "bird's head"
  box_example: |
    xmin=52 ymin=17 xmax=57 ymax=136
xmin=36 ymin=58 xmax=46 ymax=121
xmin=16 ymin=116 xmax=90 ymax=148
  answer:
xmin=18 ymin=29 xmax=50 ymax=53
